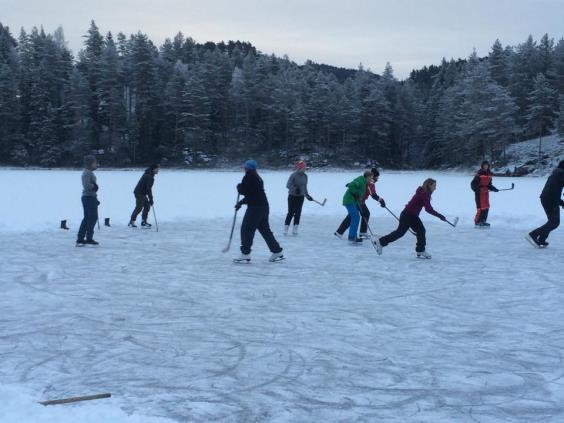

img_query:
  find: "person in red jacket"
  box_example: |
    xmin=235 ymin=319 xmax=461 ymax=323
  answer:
xmin=378 ymin=178 xmax=446 ymax=259
xmin=471 ymin=161 xmax=498 ymax=228
xmin=334 ymin=168 xmax=385 ymax=239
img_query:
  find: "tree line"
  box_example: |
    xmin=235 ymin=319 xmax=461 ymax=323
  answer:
xmin=0 ymin=21 xmax=563 ymax=168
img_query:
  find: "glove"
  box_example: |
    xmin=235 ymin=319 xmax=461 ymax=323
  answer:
xmin=437 ymin=213 xmax=446 ymax=221
xmin=306 ymin=194 xmax=313 ymax=201
xmin=491 ymin=187 xmax=499 ymax=192
xmin=149 ymin=198 xmax=154 ymax=206
xmin=379 ymin=198 xmax=386 ymax=208
xmin=235 ymin=201 xmax=243 ymax=211
xmin=93 ymin=183 xmax=99 ymax=192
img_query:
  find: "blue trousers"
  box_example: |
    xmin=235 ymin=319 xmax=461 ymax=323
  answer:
xmin=345 ymin=204 xmax=360 ymax=240
xmin=77 ymin=196 xmax=99 ymax=241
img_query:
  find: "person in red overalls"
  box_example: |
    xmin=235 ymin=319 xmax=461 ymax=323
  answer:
xmin=471 ymin=161 xmax=498 ymax=228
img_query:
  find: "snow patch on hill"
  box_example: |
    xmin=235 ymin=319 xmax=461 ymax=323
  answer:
xmin=494 ymin=134 xmax=564 ymax=176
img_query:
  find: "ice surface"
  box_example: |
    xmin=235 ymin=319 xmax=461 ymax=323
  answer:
xmin=1 ymin=169 xmax=563 ymax=422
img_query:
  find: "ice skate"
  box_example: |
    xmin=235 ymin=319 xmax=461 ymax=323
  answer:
xmin=233 ymin=253 xmax=251 ymax=263
xmin=269 ymin=251 xmax=285 ymax=262
xmin=416 ymin=250 xmax=432 ymax=259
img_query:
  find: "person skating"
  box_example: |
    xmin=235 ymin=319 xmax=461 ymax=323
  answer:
xmin=334 ymin=168 xmax=385 ymax=240
xmin=340 ymin=170 xmax=374 ymax=244
xmin=76 ymin=155 xmax=100 ymax=246
xmin=234 ymin=160 xmax=284 ymax=263
xmin=471 ymin=160 xmax=499 ymax=228
xmin=129 ymin=164 xmax=159 ymax=228
xmin=527 ymin=160 xmax=564 ymax=248
xmin=284 ymin=160 xmax=313 ymax=236
xmin=378 ymin=178 xmax=447 ymax=259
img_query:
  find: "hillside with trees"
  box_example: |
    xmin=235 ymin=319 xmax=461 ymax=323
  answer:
xmin=0 ymin=21 xmax=563 ymax=168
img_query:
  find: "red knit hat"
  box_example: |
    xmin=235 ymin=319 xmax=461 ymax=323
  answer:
xmin=296 ymin=160 xmax=306 ymax=170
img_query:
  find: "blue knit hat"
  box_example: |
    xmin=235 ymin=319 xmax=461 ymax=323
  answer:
xmin=244 ymin=159 xmax=257 ymax=171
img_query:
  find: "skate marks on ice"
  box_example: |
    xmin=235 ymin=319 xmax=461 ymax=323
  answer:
xmin=1 ymin=216 xmax=564 ymax=421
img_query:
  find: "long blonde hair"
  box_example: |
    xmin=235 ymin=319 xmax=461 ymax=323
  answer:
xmin=422 ymin=178 xmax=436 ymax=193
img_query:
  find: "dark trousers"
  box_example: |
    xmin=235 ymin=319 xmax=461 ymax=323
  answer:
xmin=379 ymin=209 xmax=426 ymax=252
xmin=241 ymin=205 xmax=282 ymax=255
xmin=337 ymin=204 xmax=370 ymax=234
xmin=285 ymin=195 xmax=305 ymax=226
xmin=77 ymin=196 xmax=98 ymax=241
xmin=131 ymin=194 xmax=150 ymax=222
xmin=530 ymin=198 xmax=560 ymax=242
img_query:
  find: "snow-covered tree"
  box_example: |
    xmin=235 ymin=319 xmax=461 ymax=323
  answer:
xmin=525 ymin=73 xmax=559 ymax=160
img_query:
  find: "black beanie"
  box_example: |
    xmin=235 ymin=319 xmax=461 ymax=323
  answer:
xmin=371 ymin=168 xmax=380 ymax=177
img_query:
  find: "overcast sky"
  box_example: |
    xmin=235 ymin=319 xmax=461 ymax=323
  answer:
xmin=1 ymin=0 xmax=564 ymax=78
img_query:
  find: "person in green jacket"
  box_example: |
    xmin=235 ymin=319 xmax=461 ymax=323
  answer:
xmin=342 ymin=170 xmax=374 ymax=243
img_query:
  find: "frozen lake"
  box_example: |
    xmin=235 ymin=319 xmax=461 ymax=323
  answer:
xmin=1 ymin=169 xmax=563 ymax=422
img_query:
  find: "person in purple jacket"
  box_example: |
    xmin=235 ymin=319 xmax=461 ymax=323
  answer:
xmin=378 ymin=178 xmax=446 ymax=259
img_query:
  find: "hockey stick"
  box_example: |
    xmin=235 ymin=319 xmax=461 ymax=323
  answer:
xmin=358 ymin=204 xmax=382 ymax=255
xmin=152 ymin=204 xmax=159 ymax=232
xmin=40 ymin=393 xmax=111 ymax=406
xmin=445 ymin=217 xmax=459 ymax=227
xmin=496 ymin=183 xmax=515 ymax=191
xmin=384 ymin=206 xmax=416 ymax=236
xmin=312 ymin=197 xmax=327 ymax=206
xmin=222 ymin=194 xmax=240 ymax=253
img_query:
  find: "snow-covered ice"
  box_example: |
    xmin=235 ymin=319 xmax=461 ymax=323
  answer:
xmin=1 ymin=169 xmax=563 ymax=422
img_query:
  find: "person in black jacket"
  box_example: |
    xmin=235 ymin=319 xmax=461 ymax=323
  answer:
xmin=527 ymin=160 xmax=564 ymax=247
xmin=129 ymin=164 xmax=159 ymax=228
xmin=234 ymin=160 xmax=284 ymax=263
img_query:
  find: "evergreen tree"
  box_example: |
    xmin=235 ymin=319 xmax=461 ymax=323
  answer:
xmin=525 ymin=73 xmax=559 ymax=161
xmin=129 ymin=32 xmax=160 ymax=163
xmin=0 ymin=25 xmax=21 ymax=163
xmin=558 ymin=95 xmax=564 ymax=140
xmin=181 ymin=64 xmax=211 ymax=164
xmin=0 ymin=63 xmax=21 ymax=162
xmin=488 ymin=39 xmax=509 ymax=87
xmin=510 ymin=35 xmax=540 ymax=130
xmin=99 ymin=32 xmax=127 ymax=162
xmin=79 ymin=20 xmax=105 ymax=150
xmin=538 ymin=33 xmax=555 ymax=78
xmin=553 ymin=38 xmax=564 ymax=94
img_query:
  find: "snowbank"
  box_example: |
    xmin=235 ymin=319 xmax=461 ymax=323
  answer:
xmin=0 ymin=385 xmax=175 ymax=423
